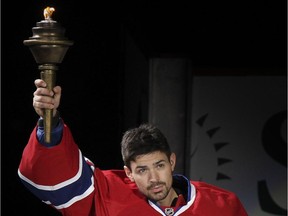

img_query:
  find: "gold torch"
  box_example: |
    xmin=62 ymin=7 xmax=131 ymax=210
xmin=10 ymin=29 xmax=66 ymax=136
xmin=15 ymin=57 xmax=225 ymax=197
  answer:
xmin=24 ymin=7 xmax=73 ymax=143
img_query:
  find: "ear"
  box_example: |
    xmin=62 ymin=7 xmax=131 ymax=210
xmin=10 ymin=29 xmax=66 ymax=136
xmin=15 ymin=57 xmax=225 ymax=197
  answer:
xmin=169 ymin=153 xmax=176 ymax=171
xmin=124 ymin=166 xmax=135 ymax=182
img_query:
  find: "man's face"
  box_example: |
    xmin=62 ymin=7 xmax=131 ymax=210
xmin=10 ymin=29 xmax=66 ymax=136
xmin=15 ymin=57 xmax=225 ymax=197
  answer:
xmin=124 ymin=151 xmax=176 ymax=205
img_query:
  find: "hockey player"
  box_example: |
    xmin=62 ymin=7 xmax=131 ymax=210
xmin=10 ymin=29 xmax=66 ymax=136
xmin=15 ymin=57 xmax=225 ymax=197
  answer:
xmin=18 ymin=79 xmax=248 ymax=216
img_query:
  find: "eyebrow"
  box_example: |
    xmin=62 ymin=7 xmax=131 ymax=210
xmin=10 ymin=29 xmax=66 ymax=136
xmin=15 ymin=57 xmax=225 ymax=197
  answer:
xmin=135 ymin=159 xmax=166 ymax=169
xmin=154 ymin=160 xmax=166 ymax=166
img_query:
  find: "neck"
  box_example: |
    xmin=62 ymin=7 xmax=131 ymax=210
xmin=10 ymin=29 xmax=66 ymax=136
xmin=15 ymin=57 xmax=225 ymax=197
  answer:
xmin=157 ymin=188 xmax=178 ymax=207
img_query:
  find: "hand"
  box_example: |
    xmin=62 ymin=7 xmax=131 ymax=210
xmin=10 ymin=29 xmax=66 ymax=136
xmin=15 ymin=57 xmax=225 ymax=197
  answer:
xmin=33 ymin=79 xmax=61 ymax=118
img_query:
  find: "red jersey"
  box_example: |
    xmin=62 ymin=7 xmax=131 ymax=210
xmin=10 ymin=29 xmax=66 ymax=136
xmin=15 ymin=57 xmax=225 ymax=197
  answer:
xmin=18 ymin=124 xmax=248 ymax=216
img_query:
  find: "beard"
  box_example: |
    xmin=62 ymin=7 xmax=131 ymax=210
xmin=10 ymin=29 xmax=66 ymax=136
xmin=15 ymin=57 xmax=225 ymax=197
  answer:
xmin=146 ymin=181 xmax=170 ymax=202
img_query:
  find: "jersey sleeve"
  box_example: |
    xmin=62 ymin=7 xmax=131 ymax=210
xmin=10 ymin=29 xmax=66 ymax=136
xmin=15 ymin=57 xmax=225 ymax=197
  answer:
xmin=18 ymin=123 xmax=95 ymax=216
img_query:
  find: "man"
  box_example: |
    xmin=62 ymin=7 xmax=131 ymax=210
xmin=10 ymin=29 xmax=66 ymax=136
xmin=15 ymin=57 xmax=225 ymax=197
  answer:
xmin=18 ymin=79 xmax=248 ymax=216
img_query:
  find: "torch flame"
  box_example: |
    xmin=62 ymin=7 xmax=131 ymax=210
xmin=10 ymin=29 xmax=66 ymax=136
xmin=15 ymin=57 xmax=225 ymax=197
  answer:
xmin=44 ymin=7 xmax=55 ymax=20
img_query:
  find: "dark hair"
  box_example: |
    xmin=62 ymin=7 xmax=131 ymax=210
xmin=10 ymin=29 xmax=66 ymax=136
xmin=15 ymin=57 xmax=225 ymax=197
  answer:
xmin=121 ymin=123 xmax=172 ymax=168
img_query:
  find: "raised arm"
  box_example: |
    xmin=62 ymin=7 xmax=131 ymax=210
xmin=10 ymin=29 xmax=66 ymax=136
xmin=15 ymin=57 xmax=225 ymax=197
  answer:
xmin=18 ymin=79 xmax=95 ymax=215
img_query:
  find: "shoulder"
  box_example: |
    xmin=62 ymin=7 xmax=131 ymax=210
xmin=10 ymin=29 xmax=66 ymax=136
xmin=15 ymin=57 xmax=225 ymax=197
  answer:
xmin=190 ymin=181 xmax=248 ymax=215
xmin=95 ymin=169 xmax=136 ymax=185
xmin=191 ymin=181 xmax=238 ymax=199
xmin=192 ymin=181 xmax=232 ymax=192
xmin=93 ymin=169 xmax=144 ymax=198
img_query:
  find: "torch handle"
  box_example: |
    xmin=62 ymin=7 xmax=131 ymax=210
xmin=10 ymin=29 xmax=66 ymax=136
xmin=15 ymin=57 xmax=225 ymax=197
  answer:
xmin=39 ymin=64 xmax=57 ymax=143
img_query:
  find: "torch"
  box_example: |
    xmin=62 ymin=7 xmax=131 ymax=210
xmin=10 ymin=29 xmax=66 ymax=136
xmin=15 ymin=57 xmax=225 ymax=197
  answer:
xmin=24 ymin=7 xmax=73 ymax=143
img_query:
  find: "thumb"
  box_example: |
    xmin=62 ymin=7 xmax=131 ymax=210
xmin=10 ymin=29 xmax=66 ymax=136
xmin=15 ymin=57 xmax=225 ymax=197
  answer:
xmin=53 ymin=86 xmax=62 ymax=108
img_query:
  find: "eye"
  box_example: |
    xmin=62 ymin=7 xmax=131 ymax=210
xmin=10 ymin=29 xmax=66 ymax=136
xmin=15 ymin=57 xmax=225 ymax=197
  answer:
xmin=157 ymin=163 xmax=165 ymax=169
xmin=137 ymin=168 xmax=146 ymax=174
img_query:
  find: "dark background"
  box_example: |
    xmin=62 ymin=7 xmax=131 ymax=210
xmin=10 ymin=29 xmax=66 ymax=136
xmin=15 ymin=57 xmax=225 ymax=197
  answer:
xmin=2 ymin=0 xmax=286 ymax=215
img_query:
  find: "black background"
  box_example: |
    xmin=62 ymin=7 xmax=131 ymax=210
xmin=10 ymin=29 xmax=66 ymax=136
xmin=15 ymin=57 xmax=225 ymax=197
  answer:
xmin=2 ymin=0 xmax=286 ymax=215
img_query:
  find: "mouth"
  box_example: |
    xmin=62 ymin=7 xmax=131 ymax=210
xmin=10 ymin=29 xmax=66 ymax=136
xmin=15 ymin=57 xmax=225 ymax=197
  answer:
xmin=150 ymin=185 xmax=163 ymax=193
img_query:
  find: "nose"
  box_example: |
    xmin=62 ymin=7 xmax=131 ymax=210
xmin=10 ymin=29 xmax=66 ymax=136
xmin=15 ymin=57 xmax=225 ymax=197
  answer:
xmin=148 ymin=169 xmax=159 ymax=182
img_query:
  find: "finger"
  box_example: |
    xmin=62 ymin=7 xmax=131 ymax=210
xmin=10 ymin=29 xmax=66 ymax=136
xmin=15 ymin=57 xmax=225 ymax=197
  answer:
xmin=52 ymin=86 xmax=61 ymax=99
xmin=33 ymin=97 xmax=55 ymax=109
xmin=53 ymin=86 xmax=61 ymax=94
xmin=34 ymin=87 xmax=54 ymax=97
xmin=33 ymin=101 xmax=55 ymax=110
xmin=34 ymin=94 xmax=55 ymax=104
xmin=34 ymin=79 xmax=47 ymax=88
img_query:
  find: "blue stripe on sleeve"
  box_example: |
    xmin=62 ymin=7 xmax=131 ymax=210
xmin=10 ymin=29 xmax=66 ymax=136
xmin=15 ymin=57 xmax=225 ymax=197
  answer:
xmin=20 ymin=156 xmax=94 ymax=207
